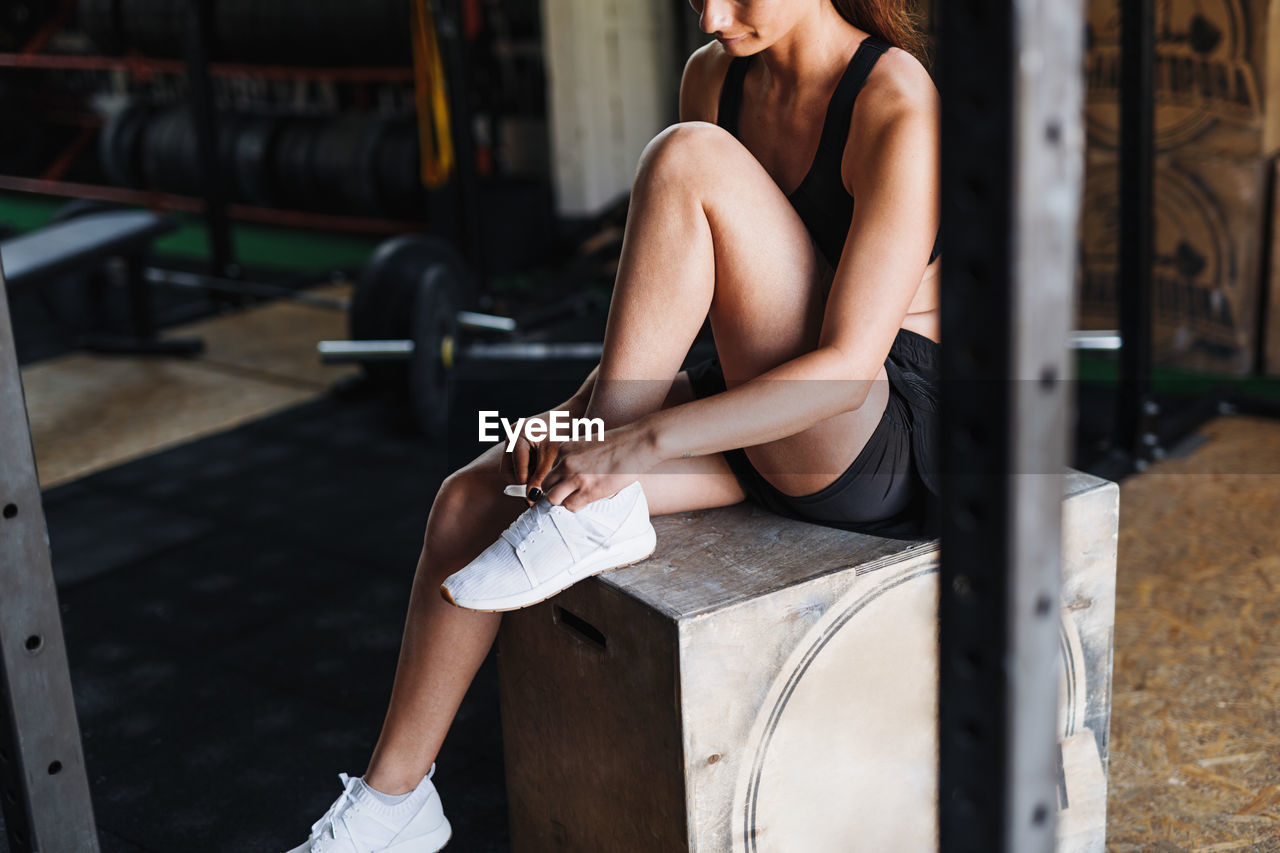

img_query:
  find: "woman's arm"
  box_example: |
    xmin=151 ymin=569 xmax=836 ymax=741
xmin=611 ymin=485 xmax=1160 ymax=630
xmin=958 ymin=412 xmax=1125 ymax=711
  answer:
xmin=641 ymin=57 xmax=941 ymax=464
xmin=638 ymin=347 xmax=873 ymax=462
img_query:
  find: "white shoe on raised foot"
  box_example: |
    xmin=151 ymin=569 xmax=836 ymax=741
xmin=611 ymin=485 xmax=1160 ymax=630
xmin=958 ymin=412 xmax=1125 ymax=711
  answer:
xmin=285 ymin=764 xmax=451 ymax=853
xmin=440 ymin=480 xmax=656 ymax=612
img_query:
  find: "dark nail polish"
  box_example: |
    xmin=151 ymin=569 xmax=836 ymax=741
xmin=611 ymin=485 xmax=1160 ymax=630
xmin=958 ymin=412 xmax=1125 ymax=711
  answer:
xmin=528 ymin=486 xmax=544 ymax=502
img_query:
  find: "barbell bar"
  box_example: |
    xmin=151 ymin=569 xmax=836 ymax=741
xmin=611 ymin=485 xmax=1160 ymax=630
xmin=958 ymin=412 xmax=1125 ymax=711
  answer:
xmin=319 ymin=328 xmax=1125 ymax=368
xmin=318 ymin=337 xmax=603 ymax=364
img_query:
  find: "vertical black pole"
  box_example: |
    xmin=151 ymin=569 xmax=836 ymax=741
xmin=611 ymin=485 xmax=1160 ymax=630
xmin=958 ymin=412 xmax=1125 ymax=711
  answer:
xmin=1116 ymin=0 xmax=1156 ymax=467
xmin=434 ymin=0 xmax=486 ymax=289
xmin=938 ymin=0 xmax=1083 ymax=850
xmin=183 ymin=0 xmax=236 ymax=280
xmin=937 ymin=2 xmax=1016 ymax=845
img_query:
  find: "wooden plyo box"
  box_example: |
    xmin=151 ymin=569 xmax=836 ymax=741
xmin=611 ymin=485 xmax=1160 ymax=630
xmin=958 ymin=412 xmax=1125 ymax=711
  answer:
xmin=496 ymin=470 xmax=1118 ymax=852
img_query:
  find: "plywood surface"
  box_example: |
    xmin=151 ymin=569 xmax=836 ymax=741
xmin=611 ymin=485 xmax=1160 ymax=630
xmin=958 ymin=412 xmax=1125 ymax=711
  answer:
xmin=20 ymin=284 xmax=356 ymax=488
xmin=1106 ymin=415 xmax=1280 ymax=851
xmin=606 ymin=470 xmax=1110 ymax=621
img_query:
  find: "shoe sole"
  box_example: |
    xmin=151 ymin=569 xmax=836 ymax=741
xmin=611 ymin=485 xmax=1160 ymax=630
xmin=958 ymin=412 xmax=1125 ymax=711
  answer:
xmin=440 ymin=527 xmax=657 ymax=613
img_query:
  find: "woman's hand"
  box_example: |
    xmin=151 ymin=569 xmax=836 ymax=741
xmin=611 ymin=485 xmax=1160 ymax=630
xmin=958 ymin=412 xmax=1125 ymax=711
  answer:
xmin=499 ymin=411 xmax=561 ymax=503
xmin=531 ymin=422 xmax=661 ymax=512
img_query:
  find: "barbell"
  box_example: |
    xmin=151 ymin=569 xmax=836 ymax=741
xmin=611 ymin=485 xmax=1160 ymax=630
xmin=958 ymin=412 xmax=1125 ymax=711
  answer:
xmin=321 ymin=271 xmax=607 ymax=441
xmin=324 ymin=234 xmax=1125 ymax=441
xmin=320 ymin=233 xmax=619 ymax=439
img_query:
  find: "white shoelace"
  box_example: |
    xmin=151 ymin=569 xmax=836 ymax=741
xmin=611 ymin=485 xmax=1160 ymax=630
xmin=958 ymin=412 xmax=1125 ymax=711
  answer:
xmin=310 ymin=773 xmax=360 ymax=849
xmin=499 ymin=501 xmax=561 ymax=554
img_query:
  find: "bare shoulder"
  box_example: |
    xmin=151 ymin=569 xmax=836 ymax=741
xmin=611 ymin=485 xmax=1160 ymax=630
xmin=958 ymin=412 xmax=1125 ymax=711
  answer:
xmin=679 ymin=41 xmax=736 ymax=123
xmin=857 ymin=46 xmax=939 ymax=127
xmin=842 ymin=46 xmax=939 ymax=190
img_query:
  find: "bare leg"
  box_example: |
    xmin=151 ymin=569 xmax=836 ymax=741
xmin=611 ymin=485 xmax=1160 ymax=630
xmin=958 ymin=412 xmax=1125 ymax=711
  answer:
xmin=587 ymin=120 xmax=889 ymax=496
xmin=362 ymin=386 xmax=744 ymax=794
xmin=588 ymin=120 xmax=827 ymax=426
xmin=361 ymin=448 xmax=512 ymax=794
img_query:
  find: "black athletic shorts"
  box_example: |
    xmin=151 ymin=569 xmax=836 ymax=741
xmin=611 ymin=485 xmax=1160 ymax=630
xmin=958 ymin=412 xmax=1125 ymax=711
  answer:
xmin=686 ymin=327 xmax=941 ymax=541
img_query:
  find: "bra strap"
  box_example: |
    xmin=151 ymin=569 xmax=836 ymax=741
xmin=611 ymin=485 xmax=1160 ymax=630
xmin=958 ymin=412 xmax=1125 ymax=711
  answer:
xmin=808 ymin=36 xmax=890 ymax=176
xmin=716 ymin=57 xmax=752 ymax=139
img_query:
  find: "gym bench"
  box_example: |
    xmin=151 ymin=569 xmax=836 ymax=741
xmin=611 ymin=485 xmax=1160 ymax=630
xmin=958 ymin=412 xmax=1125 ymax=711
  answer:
xmin=0 ymin=209 xmax=203 ymax=356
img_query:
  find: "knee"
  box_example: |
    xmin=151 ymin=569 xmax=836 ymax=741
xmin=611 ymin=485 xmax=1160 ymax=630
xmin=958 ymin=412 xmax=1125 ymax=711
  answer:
xmin=635 ymin=121 xmax=736 ymax=188
xmin=424 ymin=466 xmax=489 ymax=546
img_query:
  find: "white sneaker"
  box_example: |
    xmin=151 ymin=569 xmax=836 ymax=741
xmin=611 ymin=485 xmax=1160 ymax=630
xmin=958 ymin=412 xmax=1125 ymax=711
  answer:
xmin=286 ymin=764 xmax=451 ymax=853
xmin=440 ymin=480 xmax=656 ymax=612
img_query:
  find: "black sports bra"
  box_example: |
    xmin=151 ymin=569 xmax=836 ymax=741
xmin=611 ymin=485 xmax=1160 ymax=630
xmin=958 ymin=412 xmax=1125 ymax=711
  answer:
xmin=716 ymin=35 xmax=943 ymax=270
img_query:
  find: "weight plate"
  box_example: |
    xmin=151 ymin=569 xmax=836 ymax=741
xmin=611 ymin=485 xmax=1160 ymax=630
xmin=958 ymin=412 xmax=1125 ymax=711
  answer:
xmin=345 ymin=115 xmax=387 ymax=216
xmin=311 ymin=116 xmax=367 ymax=214
xmin=352 ymin=233 xmax=469 ymax=341
xmin=375 ymin=119 xmax=424 ymax=219
xmin=215 ymin=113 xmax=242 ymax=181
xmin=351 ymin=234 xmax=470 ymax=385
xmin=159 ymin=110 xmax=190 ymax=195
xmin=233 ymin=115 xmax=280 ymax=207
xmin=409 ymin=265 xmax=459 ymax=441
xmin=154 ymin=109 xmax=185 ymax=194
xmin=116 ymin=104 xmax=151 ymax=188
xmin=273 ymin=118 xmax=321 ymax=210
xmin=172 ymin=111 xmax=202 ymax=197
xmin=99 ymin=102 xmax=145 ymax=188
xmin=139 ymin=108 xmax=174 ymax=191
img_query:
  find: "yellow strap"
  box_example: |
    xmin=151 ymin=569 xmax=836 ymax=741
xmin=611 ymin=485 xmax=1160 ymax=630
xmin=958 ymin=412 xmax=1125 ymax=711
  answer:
xmin=410 ymin=0 xmax=455 ymax=188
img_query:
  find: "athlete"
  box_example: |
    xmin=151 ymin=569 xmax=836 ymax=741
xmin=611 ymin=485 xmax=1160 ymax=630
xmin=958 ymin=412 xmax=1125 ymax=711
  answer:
xmin=287 ymin=1 xmax=941 ymax=849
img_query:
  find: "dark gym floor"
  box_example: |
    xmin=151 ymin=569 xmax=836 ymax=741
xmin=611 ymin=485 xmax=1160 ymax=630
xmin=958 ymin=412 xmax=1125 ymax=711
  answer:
xmin=10 ymin=392 xmax=531 ymax=852
xmin=11 ymin=348 xmax=627 ymax=851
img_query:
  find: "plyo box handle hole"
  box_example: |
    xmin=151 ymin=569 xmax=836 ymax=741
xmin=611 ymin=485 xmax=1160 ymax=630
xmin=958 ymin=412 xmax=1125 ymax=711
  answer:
xmin=553 ymin=605 xmax=607 ymax=650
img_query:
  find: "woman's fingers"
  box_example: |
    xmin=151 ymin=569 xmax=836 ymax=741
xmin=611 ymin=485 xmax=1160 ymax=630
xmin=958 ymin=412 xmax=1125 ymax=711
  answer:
xmin=511 ymin=436 xmax=532 ymax=483
xmin=529 ymin=440 xmax=560 ymax=494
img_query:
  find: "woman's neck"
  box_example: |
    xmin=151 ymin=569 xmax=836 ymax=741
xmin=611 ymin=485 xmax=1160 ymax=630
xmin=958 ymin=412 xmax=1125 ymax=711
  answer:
xmin=756 ymin=4 xmax=864 ymax=94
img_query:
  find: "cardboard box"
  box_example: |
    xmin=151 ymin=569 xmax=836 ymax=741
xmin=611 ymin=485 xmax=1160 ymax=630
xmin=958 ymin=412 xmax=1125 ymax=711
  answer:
xmin=1077 ymin=151 xmax=1266 ymax=375
xmin=1085 ymin=0 xmax=1280 ymax=158
xmin=497 ymin=471 xmax=1118 ymax=852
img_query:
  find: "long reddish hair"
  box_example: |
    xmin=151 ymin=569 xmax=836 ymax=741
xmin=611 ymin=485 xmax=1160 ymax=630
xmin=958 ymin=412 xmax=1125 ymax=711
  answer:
xmin=830 ymin=0 xmax=930 ymax=67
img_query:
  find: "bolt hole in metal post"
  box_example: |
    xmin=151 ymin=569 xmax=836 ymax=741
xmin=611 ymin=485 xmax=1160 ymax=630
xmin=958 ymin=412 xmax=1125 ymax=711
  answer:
xmin=24 ymin=635 xmax=42 ymax=654
xmin=2 ymin=502 xmax=16 ymax=519
xmin=47 ymin=761 xmax=62 ymax=775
